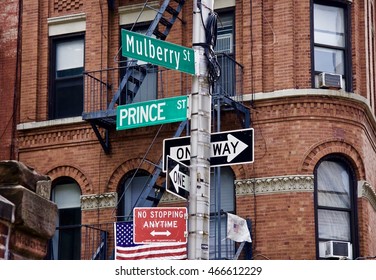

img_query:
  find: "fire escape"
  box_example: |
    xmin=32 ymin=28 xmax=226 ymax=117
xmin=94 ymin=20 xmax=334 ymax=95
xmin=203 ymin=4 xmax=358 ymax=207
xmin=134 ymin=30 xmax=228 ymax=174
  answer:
xmin=82 ymin=0 xmax=250 ymax=259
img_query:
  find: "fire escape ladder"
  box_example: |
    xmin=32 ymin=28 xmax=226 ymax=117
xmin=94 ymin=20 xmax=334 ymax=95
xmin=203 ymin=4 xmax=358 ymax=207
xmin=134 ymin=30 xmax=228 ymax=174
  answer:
xmin=108 ymin=0 xmax=186 ymax=110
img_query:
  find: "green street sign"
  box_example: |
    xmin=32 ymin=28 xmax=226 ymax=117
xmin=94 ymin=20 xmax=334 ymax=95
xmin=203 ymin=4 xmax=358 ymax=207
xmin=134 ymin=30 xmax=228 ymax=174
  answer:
xmin=121 ymin=29 xmax=195 ymax=75
xmin=116 ymin=96 xmax=188 ymax=130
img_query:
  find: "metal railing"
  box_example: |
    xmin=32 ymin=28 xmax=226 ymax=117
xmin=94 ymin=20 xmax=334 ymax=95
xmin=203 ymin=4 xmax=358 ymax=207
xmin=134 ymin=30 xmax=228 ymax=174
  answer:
xmin=83 ymin=54 xmax=244 ymax=117
xmin=83 ymin=64 xmax=193 ymax=115
xmin=48 ymin=224 xmax=110 ymax=260
xmin=213 ymin=53 xmax=244 ymax=101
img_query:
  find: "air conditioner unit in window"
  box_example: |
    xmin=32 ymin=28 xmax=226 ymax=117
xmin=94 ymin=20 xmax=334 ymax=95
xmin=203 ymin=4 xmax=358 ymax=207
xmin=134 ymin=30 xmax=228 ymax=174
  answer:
xmin=324 ymin=241 xmax=352 ymax=259
xmin=318 ymin=72 xmax=343 ymax=89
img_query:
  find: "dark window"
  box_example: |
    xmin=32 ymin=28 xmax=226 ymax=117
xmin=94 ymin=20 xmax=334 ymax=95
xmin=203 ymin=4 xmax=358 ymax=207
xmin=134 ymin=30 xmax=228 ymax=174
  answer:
xmin=314 ymin=155 xmax=359 ymax=259
xmin=214 ymin=11 xmax=235 ymax=97
xmin=210 ymin=167 xmax=236 ymax=259
xmin=49 ymin=177 xmax=82 ymax=260
xmin=117 ymin=170 xmax=154 ymax=221
xmin=312 ymin=1 xmax=352 ymax=91
xmin=49 ymin=34 xmax=84 ymax=119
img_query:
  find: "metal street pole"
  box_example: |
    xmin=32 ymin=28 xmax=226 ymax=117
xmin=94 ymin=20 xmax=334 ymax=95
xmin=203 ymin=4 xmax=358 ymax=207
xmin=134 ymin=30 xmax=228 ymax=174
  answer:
xmin=188 ymin=0 xmax=213 ymax=260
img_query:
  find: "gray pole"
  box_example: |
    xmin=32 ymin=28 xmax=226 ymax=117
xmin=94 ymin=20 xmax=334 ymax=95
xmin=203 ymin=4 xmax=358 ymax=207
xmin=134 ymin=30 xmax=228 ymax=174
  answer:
xmin=188 ymin=0 xmax=213 ymax=260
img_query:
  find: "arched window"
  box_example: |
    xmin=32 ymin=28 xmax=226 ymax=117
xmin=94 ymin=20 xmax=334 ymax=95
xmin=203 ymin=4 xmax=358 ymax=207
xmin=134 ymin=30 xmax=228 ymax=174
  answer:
xmin=314 ymin=155 xmax=359 ymax=259
xmin=117 ymin=169 xmax=153 ymax=221
xmin=50 ymin=177 xmax=81 ymax=260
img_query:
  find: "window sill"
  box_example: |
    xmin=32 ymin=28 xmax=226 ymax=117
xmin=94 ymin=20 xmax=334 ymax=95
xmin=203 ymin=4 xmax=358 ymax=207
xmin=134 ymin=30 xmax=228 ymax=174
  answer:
xmin=17 ymin=116 xmax=84 ymax=131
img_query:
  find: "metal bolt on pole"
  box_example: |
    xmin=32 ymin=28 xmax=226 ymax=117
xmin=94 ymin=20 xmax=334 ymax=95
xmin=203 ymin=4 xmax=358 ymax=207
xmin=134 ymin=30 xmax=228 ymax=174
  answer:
xmin=188 ymin=0 xmax=213 ymax=260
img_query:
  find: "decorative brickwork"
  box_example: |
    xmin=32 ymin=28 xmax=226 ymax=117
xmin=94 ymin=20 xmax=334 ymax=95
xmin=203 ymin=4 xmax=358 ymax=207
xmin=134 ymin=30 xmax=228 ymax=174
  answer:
xmin=235 ymin=175 xmax=314 ymax=196
xmin=299 ymin=139 xmax=365 ymax=178
xmin=359 ymin=181 xmax=376 ymax=212
xmin=54 ymin=0 xmax=83 ymax=13
xmin=18 ymin=126 xmax=97 ymax=151
xmin=81 ymin=192 xmax=117 ymax=210
xmin=47 ymin=165 xmax=92 ymax=193
xmin=107 ymin=158 xmax=161 ymax=193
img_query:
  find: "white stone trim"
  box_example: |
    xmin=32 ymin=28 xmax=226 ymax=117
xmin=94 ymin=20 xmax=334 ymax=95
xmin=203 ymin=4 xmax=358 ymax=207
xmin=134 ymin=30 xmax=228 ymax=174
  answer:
xmin=48 ymin=13 xmax=86 ymax=36
xmin=235 ymin=175 xmax=314 ymax=196
xmin=358 ymin=181 xmax=376 ymax=211
xmin=119 ymin=1 xmax=159 ymax=26
xmin=80 ymin=192 xmax=117 ymax=210
xmin=17 ymin=116 xmax=84 ymax=131
xmin=215 ymin=0 xmax=235 ymax=10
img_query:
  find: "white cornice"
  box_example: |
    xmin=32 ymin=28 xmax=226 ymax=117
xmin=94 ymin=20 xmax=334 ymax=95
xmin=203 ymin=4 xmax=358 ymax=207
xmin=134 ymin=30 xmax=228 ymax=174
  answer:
xmin=80 ymin=192 xmax=117 ymax=210
xmin=235 ymin=175 xmax=314 ymax=196
xmin=358 ymin=181 xmax=376 ymax=211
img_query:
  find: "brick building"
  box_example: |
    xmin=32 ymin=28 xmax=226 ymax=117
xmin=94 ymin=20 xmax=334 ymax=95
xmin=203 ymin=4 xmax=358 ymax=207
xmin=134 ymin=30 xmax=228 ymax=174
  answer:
xmin=11 ymin=0 xmax=376 ymax=260
xmin=0 ymin=0 xmax=20 ymax=160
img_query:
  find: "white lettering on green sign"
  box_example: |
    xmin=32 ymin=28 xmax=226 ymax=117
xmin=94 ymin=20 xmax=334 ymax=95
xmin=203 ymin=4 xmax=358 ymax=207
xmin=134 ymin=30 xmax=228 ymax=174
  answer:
xmin=116 ymin=96 xmax=188 ymax=130
xmin=122 ymin=29 xmax=195 ymax=75
xmin=119 ymin=102 xmax=166 ymax=127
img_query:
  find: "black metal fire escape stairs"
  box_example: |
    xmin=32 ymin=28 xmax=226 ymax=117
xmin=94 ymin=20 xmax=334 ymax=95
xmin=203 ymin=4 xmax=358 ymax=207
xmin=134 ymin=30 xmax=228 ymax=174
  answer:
xmin=82 ymin=0 xmax=187 ymax=154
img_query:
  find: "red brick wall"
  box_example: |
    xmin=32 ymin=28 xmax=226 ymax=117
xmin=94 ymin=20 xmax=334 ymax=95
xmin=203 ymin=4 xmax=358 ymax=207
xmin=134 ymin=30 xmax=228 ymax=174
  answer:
xmin=0 ymin=0 xmax=19 ymax=160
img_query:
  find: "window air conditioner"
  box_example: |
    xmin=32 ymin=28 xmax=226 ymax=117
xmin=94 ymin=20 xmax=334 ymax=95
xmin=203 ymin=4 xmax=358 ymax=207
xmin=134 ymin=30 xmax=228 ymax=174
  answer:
xmin=318 ymin=72 xmax=342 ymax=89
xmin=324 ymin=241 xmax=352 ymax=259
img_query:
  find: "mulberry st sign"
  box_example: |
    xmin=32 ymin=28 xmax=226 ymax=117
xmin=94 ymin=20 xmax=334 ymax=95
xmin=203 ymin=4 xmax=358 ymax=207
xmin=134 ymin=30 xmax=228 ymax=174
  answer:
xmin=122 ymin=29 xmax=196 ymax=75
xmin=116 ymin=96 xmax=188 ymax=130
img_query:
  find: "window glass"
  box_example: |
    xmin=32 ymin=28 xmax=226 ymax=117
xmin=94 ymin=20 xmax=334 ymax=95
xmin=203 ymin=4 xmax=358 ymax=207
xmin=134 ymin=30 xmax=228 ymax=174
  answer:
xmin=317 ymin=160 xmax=350 ymax=208
xmin=314 ymin=4 xmax=345 ymax=47
xmin=56 ymin=39 xmax=84 ymax=77
xmin=312 ymin=2 xmax=350 ymax=90
xmin=214 ymin=11 xmax=235 ymax=97
xmin=118 ymin=170 xmax=153 ymax=220
xmin=52 ymin=182 xmax=81 ymax=209
xmin=50 ymin=178 xmax=81 ymax=260
xmin=314 ymin=47 xmax=344 ymax=74
xmin=215 ymin=13 xmax=234 ymax=53
xmin=209 ymin=167 xmax=235 ymax=259
xmin=318 ymin=209 xmax=350 ymax=240
xmin=315 ymin=156 xmax=357 ymax=259
xmin=50 ymin=35 xmax=84 ymax=119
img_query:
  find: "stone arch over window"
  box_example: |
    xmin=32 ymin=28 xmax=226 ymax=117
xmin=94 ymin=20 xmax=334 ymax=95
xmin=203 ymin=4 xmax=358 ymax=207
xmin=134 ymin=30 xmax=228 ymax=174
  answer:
xmin=299 ymin=139 xmax=365 ymax=179
xmin=47 ymin=165 xmax=92 ymax=193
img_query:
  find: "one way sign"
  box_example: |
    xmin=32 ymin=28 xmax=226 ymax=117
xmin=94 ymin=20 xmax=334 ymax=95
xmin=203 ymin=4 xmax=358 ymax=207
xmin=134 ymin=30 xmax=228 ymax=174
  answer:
xmin=166 ymin=156 xmax=190 ymax=200
xmin=163 ymin=128 xmax=254 ymax=171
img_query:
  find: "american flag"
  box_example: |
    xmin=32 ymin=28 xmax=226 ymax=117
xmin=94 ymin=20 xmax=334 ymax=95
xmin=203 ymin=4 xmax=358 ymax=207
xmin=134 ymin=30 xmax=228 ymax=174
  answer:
xmin=114 ymin=221 xmax=187 ymax=260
